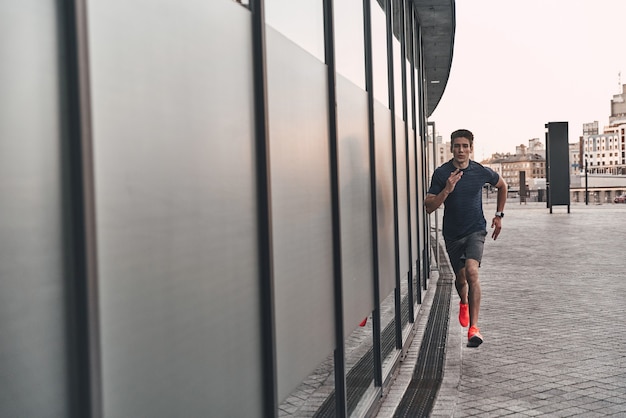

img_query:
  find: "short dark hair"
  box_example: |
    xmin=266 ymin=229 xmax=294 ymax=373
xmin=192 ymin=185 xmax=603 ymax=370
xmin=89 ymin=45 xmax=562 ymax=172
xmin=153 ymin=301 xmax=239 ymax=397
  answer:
xmin=451 ymin=129 xmax=474 ymax=144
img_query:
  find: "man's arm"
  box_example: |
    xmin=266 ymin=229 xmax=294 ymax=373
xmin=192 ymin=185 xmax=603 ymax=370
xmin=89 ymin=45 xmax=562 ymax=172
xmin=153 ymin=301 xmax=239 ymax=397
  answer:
xmin=495 ymin=176 xmax=507 ymax=212
xmin=425 ymin=191 xmax=449 ymax=214
xmin=490 ymin=176 xmax=507 ymax=240
xmin=425 ymin=168 xmax=463 ymax=214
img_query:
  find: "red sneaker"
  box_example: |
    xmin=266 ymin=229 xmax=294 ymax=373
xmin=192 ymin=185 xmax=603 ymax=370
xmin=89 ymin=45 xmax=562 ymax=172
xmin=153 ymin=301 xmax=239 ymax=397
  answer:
xmin=459 ymin=302 xmax=469 ymax=327
xmin=467 ymin=326 xmax=483 ymax=347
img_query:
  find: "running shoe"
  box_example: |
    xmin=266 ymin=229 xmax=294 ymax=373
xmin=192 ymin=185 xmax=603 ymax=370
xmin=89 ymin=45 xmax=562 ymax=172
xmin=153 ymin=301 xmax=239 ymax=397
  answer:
xmin=459 ymin=302 xmax=469 ymax=327
xmin=467 ymin=326 xmax=483 ymax=347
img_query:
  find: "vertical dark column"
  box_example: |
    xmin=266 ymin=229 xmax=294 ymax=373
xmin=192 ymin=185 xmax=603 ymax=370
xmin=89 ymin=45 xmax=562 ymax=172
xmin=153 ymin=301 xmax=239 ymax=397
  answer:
xmin=60 ymin=1 xmax=102 ymax=417
xmin=322 ymin=1 xmax=347 ymax=416
xmin=362 ymin=0 xmax=383 ymax=388
xmin=385 ymin=0 xmax=403 ymax=351
xmin=250 ymin=1 xmax=278 ymax=416
xmin=545 ymin=127 xmax=551 ymax=209
xmin=399 ymin=0 xmax=414 ymax=321
xmin=417 ymin=29 xmax=430 ymax=289
xmin=585 ymin=157 xmax=589 ymax=205
xmin=428 ymin=121 xmax=439 ymax=270
xmin=408 ymin=7 xmax=422 ymax=305
xmin=519 ymin=171 xmax=527 ymax=204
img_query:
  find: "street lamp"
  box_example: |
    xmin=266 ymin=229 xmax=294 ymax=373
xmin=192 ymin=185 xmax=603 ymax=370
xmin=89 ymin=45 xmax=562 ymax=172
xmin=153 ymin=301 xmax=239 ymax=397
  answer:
xmin=585 ymin=154 xmax=589 ymax=205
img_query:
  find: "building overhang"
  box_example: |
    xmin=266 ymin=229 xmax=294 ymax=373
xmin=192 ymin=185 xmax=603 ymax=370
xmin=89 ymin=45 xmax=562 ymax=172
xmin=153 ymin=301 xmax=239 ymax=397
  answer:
xmin=412 ymin=0 xmax=455 ymax=117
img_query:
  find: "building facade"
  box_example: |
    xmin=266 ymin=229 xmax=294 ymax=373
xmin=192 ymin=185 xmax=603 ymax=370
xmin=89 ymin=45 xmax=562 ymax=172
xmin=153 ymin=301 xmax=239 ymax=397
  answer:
xmin=0 ymin=1 xmax=455 ymax=417
xmin=483 ymin=141 xmax=546 ymax=193
xmin=579 ymin=85 xmax=626 ymax=175
xmin=571 ymin=85 xmax=626 ymax=202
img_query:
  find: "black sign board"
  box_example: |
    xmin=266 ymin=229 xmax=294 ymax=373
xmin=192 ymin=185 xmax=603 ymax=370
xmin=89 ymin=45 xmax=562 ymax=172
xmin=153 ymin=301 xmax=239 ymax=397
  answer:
xmin=545 ymin=122 xmax=570 ymax=213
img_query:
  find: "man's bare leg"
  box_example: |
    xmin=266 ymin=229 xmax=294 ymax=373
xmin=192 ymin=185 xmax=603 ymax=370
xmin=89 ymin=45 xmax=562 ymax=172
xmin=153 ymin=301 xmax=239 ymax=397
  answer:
xmin=455 ymin=268 xmax=468 ymax=304
xmin=464 ymin=259 xmax=481 ymax=327
xmin=455 ymin=268 xmax=470 ymax=327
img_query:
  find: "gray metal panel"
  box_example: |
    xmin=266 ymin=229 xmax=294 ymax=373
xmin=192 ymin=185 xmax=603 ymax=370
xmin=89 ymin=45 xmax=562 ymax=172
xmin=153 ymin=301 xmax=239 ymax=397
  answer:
xmin=88 ymin=2 xmax=263 ymax=416
xmin=336 ymin=75 xmax=375 ymax=335
xmin=266 ymin=27 xmax=336 ymax=402
xmin=0 ymin=2 xmax=70 ymax=416
xmin=375 ymin=102 xmax=396 ymax=302
xmin=396 ymin=117 xmax=409 ymax=277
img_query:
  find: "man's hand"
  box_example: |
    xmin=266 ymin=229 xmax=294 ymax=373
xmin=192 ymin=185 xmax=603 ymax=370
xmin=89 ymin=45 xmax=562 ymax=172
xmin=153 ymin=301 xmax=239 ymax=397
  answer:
xmin=425 ymin=168 xmax=464 ymax=214
xmin=491 ymin=216 xmax=502 ymax=240
xmin=445 ymin=169 xmax=463 ymax=193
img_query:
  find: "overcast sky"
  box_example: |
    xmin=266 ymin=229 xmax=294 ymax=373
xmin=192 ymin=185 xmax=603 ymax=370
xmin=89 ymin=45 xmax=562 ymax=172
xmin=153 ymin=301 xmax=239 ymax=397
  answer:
xmin=430 ymin=0 xmax=626 ymax=161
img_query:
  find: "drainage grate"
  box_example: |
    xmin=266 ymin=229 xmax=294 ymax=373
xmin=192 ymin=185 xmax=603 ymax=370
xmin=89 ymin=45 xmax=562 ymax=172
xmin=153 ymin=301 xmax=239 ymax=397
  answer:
xmin=393 ymin=260 xmax=453 ymax=417
xmin=314 ymin=245 xmax=451 ymax=417
xmin=313 ymin=298 xmax=405 ymax=418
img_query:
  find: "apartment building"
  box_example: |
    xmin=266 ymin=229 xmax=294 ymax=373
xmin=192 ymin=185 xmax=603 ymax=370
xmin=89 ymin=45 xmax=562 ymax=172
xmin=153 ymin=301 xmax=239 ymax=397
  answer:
xmin=483 ymin=143 xmax=546 ymax=192
xmin=579 ymin=85 xmax=626 ymax=175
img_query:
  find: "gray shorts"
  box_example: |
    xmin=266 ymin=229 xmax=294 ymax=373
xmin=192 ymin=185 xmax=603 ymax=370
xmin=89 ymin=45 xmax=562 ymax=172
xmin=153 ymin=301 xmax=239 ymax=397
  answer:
xmin=445 ymin=230 xmax=487 ymax=275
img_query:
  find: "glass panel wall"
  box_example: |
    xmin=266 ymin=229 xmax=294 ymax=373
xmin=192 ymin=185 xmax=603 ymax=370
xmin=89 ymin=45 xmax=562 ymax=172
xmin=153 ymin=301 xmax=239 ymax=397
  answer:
xmin=336 ymin=76 xmax=375 ymax=335
xmin=334 ymin=0 xmax=366 ymax=90
xmin=336 ymin=74 xmax=376 ymax=414
xmin=0 ymin=3 xmax=69 ymax=416
xmin=88 ymin=2 xmax=263 ymax=416
xmin=371 ymin=1 xmax=389 ymax=107
xmin=0 ymin=0 xmax=448 ymax=415
xmin=393 ymin=39 xmax=403 ymax=119
xmin=266 ymin=27 xmax=336 ymax=402
xmin=266 ymin=0 xmax=324 ymax=62
xmin=395 ymin=116 xmax=410 ymax=326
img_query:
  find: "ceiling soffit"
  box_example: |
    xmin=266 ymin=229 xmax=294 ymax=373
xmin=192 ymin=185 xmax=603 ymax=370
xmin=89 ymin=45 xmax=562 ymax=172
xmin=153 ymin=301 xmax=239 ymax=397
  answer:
xmin=413 ymin=0 xmax=455 ymax=117
xmin=380 ymin=0 xmax=455 ymax=117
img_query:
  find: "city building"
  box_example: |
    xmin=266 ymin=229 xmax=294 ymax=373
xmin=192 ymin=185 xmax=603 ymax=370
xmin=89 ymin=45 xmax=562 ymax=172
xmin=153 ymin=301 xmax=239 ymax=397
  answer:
xmin=527 ymin=137 xmax=545 ymax=158
xmin=482 ymin=141 xmax=546 ymax=193
xmin=579 ymin=85 xmax=626 ymax=175
xmin=572 ymin=83 xmax=626 ymax=202
xmin=580 ymin=132 xmax=623 ymax=174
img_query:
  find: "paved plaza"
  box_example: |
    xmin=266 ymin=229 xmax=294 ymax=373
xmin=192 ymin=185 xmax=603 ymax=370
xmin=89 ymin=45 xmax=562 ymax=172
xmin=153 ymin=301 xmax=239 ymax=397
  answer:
xmin=381 ymin=201 xmax=626 ymax=417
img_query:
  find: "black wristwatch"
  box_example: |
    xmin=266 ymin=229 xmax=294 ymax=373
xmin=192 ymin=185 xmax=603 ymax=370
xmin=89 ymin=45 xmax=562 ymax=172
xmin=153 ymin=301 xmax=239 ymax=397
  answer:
xmin=495 ymin=211 xmax=504 ymax=218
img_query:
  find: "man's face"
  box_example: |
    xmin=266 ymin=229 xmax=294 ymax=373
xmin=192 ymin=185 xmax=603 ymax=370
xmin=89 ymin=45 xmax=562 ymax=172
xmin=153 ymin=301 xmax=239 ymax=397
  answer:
xmin=451 ymin=137 xmax=472 ymax=164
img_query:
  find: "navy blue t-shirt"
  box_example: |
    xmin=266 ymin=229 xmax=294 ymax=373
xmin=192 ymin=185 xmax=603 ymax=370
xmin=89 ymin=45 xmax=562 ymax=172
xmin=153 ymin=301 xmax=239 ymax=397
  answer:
xmin=427 ymin=160 xmax=500 ymax=241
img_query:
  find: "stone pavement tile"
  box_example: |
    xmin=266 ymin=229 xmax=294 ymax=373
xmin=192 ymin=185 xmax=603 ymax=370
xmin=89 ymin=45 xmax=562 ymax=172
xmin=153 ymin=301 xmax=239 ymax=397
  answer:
xmin=425 ymin=203 xmax=626 ymax=418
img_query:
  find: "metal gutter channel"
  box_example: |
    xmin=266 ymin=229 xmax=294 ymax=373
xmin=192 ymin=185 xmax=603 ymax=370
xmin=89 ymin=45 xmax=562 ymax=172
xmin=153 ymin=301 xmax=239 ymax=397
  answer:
xmin=312 ymin=242 xmax=451 ymax=417
xmin=313 ymin=296 xmax=412 ymax=417
xmin=392 ymin=246 xmax=453 ymax=417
